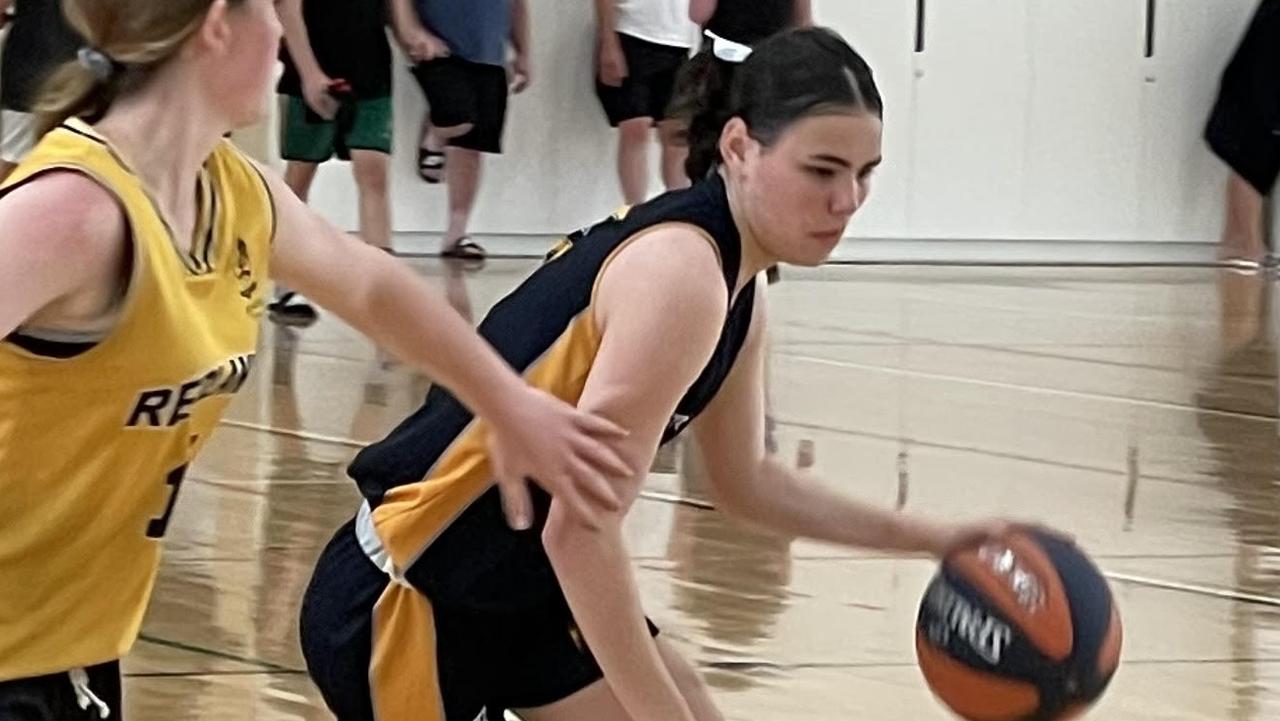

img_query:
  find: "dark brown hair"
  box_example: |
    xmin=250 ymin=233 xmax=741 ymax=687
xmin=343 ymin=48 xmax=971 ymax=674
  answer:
xmin=671 ymin=27 xmax=884 ymax=181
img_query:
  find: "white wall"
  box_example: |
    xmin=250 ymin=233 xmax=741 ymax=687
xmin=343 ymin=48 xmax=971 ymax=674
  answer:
xmin=288 ymin=0 xmax=1265 ymax=246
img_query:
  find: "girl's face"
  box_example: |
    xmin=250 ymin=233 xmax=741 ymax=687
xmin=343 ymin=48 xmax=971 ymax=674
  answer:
xmin=194 ymin=0 xmax=283 ymax=128
xmin=726 ymin=111 xmax=883 ymax=267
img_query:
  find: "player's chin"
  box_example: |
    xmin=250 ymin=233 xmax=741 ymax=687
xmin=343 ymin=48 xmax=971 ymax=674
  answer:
xmin=783 ymin=232 xmax=845 ymax=267
xmin=228 ymin=101 xmax=271 ymax=134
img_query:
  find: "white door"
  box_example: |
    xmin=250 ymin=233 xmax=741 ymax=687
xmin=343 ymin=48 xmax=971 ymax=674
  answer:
xmin=906 ymin=0 xmax=1033 ymax=239
xmin=1137 ymin=0 xmax=1261 ymax=242
xmin=1017 ymin=0 xmax=1146 ymax=241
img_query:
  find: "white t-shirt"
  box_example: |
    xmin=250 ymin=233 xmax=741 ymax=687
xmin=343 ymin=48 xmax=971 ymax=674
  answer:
xmin=615 ymin=0 xmax=698 ymax=49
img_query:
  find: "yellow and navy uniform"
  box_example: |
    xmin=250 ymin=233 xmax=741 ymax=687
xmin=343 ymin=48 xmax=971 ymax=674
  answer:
xmin=299 ymin=174 xmax=757 ymax=721
xmin=0 ymin=120 xmax=275 ymax=682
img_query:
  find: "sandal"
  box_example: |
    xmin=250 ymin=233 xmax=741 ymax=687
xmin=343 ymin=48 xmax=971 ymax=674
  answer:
xmin=418 ymin=147 xmax=446 ymax=184
xmin=441 ymin=237 xmax=487 ymax=269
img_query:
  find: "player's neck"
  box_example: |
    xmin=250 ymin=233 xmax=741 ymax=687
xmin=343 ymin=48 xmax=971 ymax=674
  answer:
xmin=93 ymin=75 xmax=227 ymax=215
xmin=723 ymin=173 xmax=776 ymax=294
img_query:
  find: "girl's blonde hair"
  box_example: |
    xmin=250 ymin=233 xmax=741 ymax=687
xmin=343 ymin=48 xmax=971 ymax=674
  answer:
xmin=34 ymin=0 xmax=243 ymax=136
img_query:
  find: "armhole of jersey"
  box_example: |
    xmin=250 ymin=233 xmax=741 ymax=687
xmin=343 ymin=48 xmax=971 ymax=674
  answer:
xmin=243 ymin=154 xmax=279 ymax=247
xmin=586 ymin=221 xmax=726 ymax=342
xmin=740 ymin=277 xmax=767 ymax=357
xmin=0 ymin=165 xmax=145 ymax=363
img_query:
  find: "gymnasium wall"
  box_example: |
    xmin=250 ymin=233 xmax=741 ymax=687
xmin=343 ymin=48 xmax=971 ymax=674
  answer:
xmin=286 ymin=0 xmax=1267 ymax=248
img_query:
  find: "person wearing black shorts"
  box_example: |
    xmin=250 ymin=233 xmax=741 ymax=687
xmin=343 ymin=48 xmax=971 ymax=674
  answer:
xmin=1205 ymin=0 xmax=1279 ymax=266
xmin=389 ymin=0 xmax=530 ymax=265
xmin=594 ymin=0 xmax=696 ymax=205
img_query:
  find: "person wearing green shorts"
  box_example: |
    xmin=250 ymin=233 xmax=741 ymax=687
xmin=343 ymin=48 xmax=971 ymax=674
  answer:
xmin=274 ymin=0 xmax=396 ymax=324
xmin=281 ymin=94 xmax=393 ymax=164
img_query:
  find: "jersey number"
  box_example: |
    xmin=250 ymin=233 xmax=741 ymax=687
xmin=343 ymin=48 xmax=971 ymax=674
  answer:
xmin=147 ymin=463 xmax=190 ymax=539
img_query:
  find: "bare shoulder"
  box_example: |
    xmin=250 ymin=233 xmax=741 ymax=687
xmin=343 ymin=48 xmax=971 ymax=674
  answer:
xmin=0 ymin=170 xmax=127 ymax=266
xmin=595 ymin=223 xmax=730 ymax=327
xmin=0 ymin=171 xmax=128 ymax=325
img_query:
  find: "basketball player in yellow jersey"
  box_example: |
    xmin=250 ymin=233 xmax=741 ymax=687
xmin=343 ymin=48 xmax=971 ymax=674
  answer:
xmin=0 ymin=1 xmax=632 ymax=717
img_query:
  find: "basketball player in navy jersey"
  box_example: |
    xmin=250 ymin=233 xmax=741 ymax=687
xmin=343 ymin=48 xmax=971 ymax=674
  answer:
xmin=302 ymin=28 xmax=1018 ymax=721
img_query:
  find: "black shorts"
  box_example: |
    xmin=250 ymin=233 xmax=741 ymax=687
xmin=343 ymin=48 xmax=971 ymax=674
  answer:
xmin=595 ymin=33 xmax=691 ymax=126
xmin=1204 ymin=0 xmax=1280 ymax=195
xmin=0 ymin=661 xmax=122 ymax=721
xmin=411 ymin=58 xmax=509 ymax=154
xmin=300 ymin=520 xmax=659 ymax=721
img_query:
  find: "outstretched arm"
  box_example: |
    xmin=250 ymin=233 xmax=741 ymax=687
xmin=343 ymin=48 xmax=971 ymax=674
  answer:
xmin=693 ymin=286 xmax=1006 ymax=554
xmin=259 ymin=163 xmax=632 ymax=529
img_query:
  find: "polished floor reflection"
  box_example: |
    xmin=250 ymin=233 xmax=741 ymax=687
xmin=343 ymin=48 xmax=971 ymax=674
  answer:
xmin=131 ymin=261 xmax=1280 ymax=720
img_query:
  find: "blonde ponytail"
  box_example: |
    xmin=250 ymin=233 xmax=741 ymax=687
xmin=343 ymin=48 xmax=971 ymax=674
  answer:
xmin=32 ymin=0 xmax=236 ymax=136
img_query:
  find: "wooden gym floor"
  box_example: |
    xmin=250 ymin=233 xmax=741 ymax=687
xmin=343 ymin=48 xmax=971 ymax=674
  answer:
xmin=126 ymin=261 xmax=1280 ymax=720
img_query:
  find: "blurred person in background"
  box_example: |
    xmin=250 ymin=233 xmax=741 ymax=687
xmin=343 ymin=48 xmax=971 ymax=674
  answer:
xmin=1205 ymin=0 xmax=1279 ymax=267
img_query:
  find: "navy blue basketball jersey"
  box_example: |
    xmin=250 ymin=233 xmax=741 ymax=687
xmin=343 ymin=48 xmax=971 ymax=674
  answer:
xmin=353 ymin=174 xmax=758 ymax=609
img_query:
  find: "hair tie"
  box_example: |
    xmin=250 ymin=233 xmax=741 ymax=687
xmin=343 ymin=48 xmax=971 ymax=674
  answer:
xmin=77 ymin=47 xmax=117 ymax=82
xmin=705 ymin=31 xmax=753 ymax=64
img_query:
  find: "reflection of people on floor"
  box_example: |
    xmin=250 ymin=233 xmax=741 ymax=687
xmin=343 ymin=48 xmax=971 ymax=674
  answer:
xmin=666 ymin=439 xmax=794 ymax=691
xmin=442 ymin=257 xmax=475 ymax=324
xmin=1192 ymin=268 xmax=1280 ymax=721
xmin=252 ymin=325 xmax=367 ymax=670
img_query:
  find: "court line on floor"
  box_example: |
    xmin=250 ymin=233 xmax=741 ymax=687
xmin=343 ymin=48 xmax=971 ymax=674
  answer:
xmin=219 ymin=419 xmax=366 ymax=447
xmin=193 ymin=477 xmax=350 ymax=486
xmin=1104 ymin=572 xmax=1280 ymax=608
xmin=217 ymin=411 xmax=1246 ymax=498
xmin=776 ymin=321 xmax=1203 ymax=367
xmin=781 ymin=352 xmax=1278 ymax=422
xmin=695 ymin=656 xmax=1280 ymax=671
xmin=136 ymin=634 xmax=293 ymax=673
xmin=635 ymin=503 xmax=1280 ymax=608
xmin=209 ymin=428 xmax=1280 ymax=609
xmin=126 ymin=669 xmax=307 ymax=678
xmin=768 ymin=418 xmax=1212 ymax=490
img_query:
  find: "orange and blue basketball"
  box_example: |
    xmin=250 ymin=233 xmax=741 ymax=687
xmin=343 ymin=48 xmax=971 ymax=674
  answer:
xmin=915 ymin=528 xmax=1122 ymax=721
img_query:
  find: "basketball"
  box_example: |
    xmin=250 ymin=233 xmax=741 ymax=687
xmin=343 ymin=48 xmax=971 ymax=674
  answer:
xmin=915 ymin=528 xmax=1122 ymax=721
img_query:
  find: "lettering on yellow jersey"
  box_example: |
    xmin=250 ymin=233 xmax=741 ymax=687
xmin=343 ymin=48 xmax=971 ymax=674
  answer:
xmin=125 ymin=353 xmax=256 ymax=428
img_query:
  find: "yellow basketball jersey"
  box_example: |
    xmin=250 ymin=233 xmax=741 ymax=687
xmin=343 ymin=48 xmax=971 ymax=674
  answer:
xmin=0 ymin=120 xmax=274 ymax=680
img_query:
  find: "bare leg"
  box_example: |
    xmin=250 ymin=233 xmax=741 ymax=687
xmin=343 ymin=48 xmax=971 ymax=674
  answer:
xmin=424 ymin=120 xmax=473 ymax=148
xmin=658 ymin=120 xmax=691 ymax=192
xmin=1219 ymin=171 xmax=1267 ymax=263
xmin=443 ymin=258 xmax=475 ymax=323
xmin=283 ymin=161 xmax=319 ymax=203
xmin=419 ymin=114 xmax=473 ymax=183
xmin=444 ymin=147 xmax=483 ymax=250
xmin=350 ymin=150 xmax=393 ymax=251
xmin=617 ymin=117 xmax=653 ymax=205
